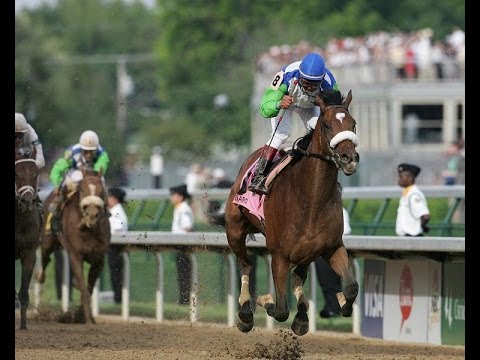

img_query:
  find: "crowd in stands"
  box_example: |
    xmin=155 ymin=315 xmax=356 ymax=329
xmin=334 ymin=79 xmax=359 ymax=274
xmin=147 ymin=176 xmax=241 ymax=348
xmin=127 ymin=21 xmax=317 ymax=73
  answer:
xmin=256 ymin=27 xmax=465 ymax=83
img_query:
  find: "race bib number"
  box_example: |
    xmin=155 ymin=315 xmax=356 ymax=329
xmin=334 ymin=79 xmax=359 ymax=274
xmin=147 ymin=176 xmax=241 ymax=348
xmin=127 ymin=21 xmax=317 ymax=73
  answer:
xmin=269 ymin=71 xmax=284 ymax=90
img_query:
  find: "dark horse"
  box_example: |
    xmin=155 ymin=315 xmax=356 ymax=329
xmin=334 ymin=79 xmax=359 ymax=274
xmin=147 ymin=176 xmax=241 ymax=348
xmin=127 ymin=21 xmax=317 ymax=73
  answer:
xmin=225 ymin=89 xmax=360 ymax=336
xmin=15 ymin=147 xmax=42 ymax=330
xmin=36 ymin=168 xmax=110 ymax=323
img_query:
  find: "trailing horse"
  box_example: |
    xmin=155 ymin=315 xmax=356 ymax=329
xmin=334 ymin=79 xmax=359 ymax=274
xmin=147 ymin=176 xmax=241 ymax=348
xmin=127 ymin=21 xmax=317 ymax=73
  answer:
xmin=225 ymin=89 xmax=360 ymax=335
xmin=15 ymin=147 xmax=42 ymax=330
xmin=37 ymin=168 xmax=110 ymax=324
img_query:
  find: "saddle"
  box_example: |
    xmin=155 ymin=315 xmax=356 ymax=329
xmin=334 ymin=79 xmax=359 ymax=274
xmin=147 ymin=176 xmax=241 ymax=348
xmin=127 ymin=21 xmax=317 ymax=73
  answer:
xmin=237 ymin=149 xmax=294 ymax=196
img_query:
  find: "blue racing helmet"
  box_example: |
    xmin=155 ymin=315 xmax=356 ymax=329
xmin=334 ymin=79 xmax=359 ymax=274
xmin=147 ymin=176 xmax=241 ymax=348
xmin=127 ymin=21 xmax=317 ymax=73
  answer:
xmin=299 ymin=53 xmax=326 ymax=81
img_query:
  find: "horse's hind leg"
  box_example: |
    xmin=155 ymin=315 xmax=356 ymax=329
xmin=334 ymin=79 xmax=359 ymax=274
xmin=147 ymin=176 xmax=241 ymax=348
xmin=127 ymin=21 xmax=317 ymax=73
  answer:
xmin=19 ymin=248 xmax=37 ymax=330
xmin=257 ymin=254 xmax=289 ymax=323
xmin=36 ymin=234 xmax=55 ymax=284
xmin=290 ymin=264 xmax=310 ymax=336
xmin=87 ymin=255 xmax=106 ymax=294
xmin=227 ymin=232 xmax=255 ymax=332
xmin=328 ymin=246 xmax=358 ymax=317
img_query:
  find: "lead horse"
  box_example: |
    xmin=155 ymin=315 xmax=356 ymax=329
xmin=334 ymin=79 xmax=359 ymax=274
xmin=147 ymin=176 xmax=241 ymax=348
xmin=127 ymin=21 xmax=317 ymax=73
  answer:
xmin=37 ymin=168 xmax=110 ymax=323
xmin=225 ymin=89 xmax=360 ymax=335
xmin=15 ymin=147 xmax=42 ymax=330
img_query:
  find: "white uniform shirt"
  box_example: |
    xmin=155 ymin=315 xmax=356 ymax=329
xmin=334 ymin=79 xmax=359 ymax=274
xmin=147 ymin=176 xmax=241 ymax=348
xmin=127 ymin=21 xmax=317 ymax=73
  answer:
xmin=343 ymin=208 xmax=352 ymax=235
xmin=109 ymin=203 xmax=129 ymax=233
xmin=395 ymin=185 xmax=430 ymax=236
xmin=171 ymin=201 xmax=194 ymax=234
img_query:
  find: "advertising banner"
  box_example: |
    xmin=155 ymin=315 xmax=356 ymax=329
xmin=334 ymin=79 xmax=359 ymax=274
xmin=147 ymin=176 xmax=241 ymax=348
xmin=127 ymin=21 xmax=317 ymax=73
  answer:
xmin=361 ymin=259 xmax=385 ymax=339
xmin=441 ymin=262 xmax=465 ymax=345
xmin=383 ymin=260 xmax=429 ymax=343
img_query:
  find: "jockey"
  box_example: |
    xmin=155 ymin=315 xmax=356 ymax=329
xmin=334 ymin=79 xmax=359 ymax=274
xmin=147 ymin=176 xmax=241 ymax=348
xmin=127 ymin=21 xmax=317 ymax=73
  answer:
xmin=248 ymin=52 xmax=340 ymax=195
xmin=46 ymin=130 xmax=110 ymax=234
xmin=15 ymin=112 xmax=46 ymax=217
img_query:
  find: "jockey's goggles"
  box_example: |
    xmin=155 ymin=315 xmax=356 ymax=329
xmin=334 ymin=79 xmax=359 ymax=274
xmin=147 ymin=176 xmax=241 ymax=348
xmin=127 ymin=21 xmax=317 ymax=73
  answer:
xmin=299 ymin=77 xmax=323 ymax=92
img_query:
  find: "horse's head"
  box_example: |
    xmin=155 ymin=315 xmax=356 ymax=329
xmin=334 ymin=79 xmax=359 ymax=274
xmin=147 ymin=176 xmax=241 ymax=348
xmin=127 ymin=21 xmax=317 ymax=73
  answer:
xmin=15 ymin=148 xmax=39 ymax=212
xmin=314 ymin=89 xmax=359 ymax=175
xmin=78 ymin=168 xmax=106 ymax=229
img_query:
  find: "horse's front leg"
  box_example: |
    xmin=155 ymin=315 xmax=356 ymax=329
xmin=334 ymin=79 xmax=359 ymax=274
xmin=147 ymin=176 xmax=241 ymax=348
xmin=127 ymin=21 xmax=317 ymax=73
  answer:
xmin=290 ymin=264 xmax=310 ymax=336
xmin=87 ymin=254 xmax=106 ymax=295
xmin=68 ymin=253 xmax=94 ymax=324
xmin=328 ymin=246 xmax=358 ymax=317
xmin=257 ymin=254 xmax=289 ymax=322
xmin=19 ymin=248 xmax=37 ymax=330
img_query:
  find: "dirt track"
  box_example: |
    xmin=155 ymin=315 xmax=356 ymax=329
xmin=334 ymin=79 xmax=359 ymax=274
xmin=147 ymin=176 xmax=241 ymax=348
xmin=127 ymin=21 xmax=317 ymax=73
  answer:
xmin=15 ymin=312 xmax=465 ymax=360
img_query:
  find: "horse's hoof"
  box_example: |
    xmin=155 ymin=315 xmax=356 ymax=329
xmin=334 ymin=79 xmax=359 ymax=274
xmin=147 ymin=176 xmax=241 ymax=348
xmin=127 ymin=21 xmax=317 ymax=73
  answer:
xmin=291 ymin=313 xmax=309 ymax=336
xmin=238 ymin=302 xmax=253 ymax=324
xmin=340 ymin=303 xmax=353 ymax=317
xmin=236 ymin=319 xmax=254 ymax=333
xmin=265 ymin=303 xmax=275 ymax=317
xmin=274 ymin=312 xmax=289 ymax=323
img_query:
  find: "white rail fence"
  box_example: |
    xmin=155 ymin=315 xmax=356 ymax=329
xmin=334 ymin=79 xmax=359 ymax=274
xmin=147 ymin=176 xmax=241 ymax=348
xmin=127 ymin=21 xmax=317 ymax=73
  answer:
xmin=33 ymin=232 xmax=465 ymax=334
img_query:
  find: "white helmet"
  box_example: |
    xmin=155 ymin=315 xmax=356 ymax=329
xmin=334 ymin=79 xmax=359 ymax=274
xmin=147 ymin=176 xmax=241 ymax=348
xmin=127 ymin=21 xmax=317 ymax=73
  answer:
xmin=15 ymin=113 xmax=28 ymax=133
xmin=79 ymin=130 xmax=100 ymax=150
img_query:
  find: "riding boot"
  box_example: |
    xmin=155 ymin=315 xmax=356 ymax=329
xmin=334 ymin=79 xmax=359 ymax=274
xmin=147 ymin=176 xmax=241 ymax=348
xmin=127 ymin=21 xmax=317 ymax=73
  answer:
xmin=47 ymin=188 xmax=65 ymax=234
xmin=248 ymin=145 xmax=278 ymax=195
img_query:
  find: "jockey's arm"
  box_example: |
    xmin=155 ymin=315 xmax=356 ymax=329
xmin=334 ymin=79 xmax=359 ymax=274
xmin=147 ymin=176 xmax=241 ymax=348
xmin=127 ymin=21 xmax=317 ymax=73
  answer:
xmin=26 ymin=124 xmax=45 ymax=169
xmin=50 ymin=157 xmax=71 ymax=188
xmin=260 ymin=83 xmax=289 ymax=118
xmin=94 ymin=151 xmax=110 ymax=175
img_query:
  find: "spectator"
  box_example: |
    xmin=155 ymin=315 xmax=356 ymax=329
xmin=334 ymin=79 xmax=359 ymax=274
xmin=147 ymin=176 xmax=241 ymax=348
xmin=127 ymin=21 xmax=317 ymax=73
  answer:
xmin=169 ymin=184 xmax=195 ymax=305
xmin=249 ymin=52 xmax=341 ymax=195
xmin=395 ymin=163 xmax=431 ymax=236
xmin=314 ymin=207 xmax=351 ymax=318
xmin=442 ymin=139 xmax=464 ymax=185
xmin=107 ymin=187 xmax=129 ymax=304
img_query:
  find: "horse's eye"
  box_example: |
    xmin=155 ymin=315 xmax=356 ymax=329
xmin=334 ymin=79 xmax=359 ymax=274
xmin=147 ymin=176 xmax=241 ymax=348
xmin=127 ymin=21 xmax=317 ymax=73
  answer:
xmin=352 ymin=124 xmax=356 ymax=133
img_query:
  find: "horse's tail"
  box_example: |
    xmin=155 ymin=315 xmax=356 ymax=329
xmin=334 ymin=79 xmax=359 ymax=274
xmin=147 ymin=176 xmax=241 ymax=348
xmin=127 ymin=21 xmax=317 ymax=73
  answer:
xmin=208 ymin=212 xmax=226 ymax=227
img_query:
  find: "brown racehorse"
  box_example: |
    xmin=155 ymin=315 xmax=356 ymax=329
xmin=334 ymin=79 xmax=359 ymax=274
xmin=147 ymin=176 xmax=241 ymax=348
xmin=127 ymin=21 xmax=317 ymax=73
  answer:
xmin=15 ymin=147 xmax=42 ymax=330
xmin=37 ymin=168 xmax=110 ymax=324
xmin=225 ymin=89 xmax=360 ymax=336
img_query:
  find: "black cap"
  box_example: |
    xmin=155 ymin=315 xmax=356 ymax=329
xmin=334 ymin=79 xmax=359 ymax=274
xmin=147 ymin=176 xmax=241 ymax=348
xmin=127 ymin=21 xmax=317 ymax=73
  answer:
xmin=169 ymin=183 xmax=191 ymax=199
xmin=397 ymin=163 xmax=421 ymax=177
xmin=108 ymin=187 xmax=126 ymax=203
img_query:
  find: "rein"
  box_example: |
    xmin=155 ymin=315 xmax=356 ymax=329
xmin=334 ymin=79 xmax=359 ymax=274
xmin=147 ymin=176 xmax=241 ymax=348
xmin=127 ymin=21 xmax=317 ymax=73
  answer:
xmin=15 ymin=158 xmax=38 ymax=199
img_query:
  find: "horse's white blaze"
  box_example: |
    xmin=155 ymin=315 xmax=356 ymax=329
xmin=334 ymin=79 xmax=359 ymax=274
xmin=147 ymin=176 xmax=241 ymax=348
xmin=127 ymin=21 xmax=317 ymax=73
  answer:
xmin=336 ymin=112 xmax=346 ymax=122
xmin=330 ymin=130 xmax=359 ymax=148
xmin=88 ymin=183 xmax=96 ymax=196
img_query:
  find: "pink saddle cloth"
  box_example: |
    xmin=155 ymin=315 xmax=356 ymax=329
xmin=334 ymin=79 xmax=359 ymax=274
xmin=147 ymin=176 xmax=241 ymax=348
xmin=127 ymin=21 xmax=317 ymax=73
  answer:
xmin=232 ymin=153 xmax=286 ymax=222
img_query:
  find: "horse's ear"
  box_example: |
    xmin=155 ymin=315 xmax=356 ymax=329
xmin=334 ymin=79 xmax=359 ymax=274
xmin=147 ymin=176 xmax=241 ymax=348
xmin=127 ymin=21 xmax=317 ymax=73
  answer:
xmin=315 ymin=94 xmax=327 ymax=113
xmin=343 ymin=90 xmax=353 ymax=109
xmin=97 ymin=168 xmax=103 ymax=177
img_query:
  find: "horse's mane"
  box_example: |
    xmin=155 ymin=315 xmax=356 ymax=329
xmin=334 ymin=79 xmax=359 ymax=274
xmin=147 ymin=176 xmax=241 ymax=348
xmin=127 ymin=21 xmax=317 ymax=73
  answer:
xmin=319 ymin=88 xmax=344 ymax=106
xmin=290 ymin=89 xmax=344 ymax=160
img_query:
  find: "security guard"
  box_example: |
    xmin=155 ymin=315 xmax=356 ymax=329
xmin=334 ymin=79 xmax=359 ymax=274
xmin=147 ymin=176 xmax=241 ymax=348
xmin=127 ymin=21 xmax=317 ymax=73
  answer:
xmin=395 ymin=163 xmax=431 ymax=236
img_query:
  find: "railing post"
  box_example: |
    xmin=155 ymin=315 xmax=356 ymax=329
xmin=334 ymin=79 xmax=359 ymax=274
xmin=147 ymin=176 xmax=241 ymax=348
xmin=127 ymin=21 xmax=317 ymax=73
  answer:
xmin=189 ymin=253 xmax=199 ymax=323
xmin=155 ymin=252 xmax=164 ymax=321
xmin=227 ymin=253 xmax=238 ymax=327
xmin=61 ymin=249 xmax=70 ymax=312
xmin=122 ymin=251 xmax=130 ymax=320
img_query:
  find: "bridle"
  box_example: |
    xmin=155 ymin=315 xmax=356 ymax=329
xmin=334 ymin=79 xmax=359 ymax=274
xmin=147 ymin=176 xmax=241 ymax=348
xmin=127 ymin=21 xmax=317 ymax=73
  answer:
xmin=293 ymin=104 xmax=359 ymax=169
xmin=15 ymin=158 xmax=38 ymax=200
